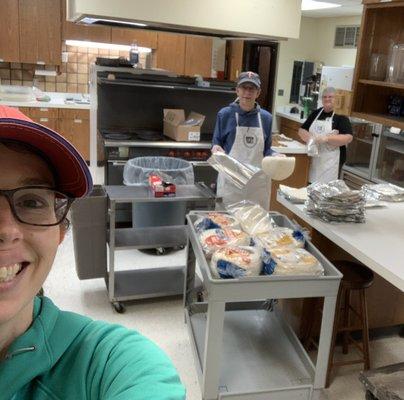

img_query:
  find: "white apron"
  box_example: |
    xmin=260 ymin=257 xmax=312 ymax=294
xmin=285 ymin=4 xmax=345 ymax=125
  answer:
xmin=308 ymin=108 xmax=340 ymax=183
xmin=216 ymin=112 xmax=270 ymax=209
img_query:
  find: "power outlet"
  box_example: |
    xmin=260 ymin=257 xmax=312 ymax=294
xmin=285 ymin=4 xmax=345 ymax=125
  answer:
xmin=61 ymin=52 xmax=68 ymax=63
xmin=278 ymin=89 xmax=284 ymax=96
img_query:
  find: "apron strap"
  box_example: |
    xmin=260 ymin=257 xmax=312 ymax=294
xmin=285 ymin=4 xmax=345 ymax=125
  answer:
xmin=235 ymin=111 xmax=263 ymax=129
xmin=235 ymin=112 xmax=239 ymax=126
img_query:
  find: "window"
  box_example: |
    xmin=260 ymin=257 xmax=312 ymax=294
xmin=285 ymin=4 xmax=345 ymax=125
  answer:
xmin=334 ymin=26 xmax=360 ymax=48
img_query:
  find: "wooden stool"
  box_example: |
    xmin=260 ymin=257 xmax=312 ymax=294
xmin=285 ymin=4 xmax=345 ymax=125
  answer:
xmin=304 ymin=260 xmax=374 ymax=387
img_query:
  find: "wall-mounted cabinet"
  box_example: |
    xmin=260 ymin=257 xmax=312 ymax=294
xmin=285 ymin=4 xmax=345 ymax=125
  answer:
xmin=19 ymin=0 xmax=62 ymax=65
xmin=156 ymin=32 xmax=186 ymax=75
xmin=351 ymin=1 xmax=404 ymax=129
xmin=184 ymin=35 xmax=213 ymax=77
xmin=111 ymin=28 xmax=157 ymax=49
xmin=0 ymin=0 xmax=20 ymax=62
xmin=0 ymin=0 xmax=61 ymax=64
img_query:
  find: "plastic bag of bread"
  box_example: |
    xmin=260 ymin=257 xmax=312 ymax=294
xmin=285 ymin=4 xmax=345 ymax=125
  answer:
xmin=262 ymin=247 xmax=324 ymax=276
xmin=199 ymin=228 xmax=250 ymax=257
xmin=210 ymin=246 xmax=262 ymax=279
xmin=194 ymin=212 xmax=240 ymax=232
xmin=226 ymin=200 xmax=277 ymax=235
xmin=255 ymin=227 xmax=305 ymax=250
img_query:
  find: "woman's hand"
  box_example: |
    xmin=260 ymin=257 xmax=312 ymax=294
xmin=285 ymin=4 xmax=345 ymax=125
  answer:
xmin=211 ymin=145 xmax=225 ymax=154
xmin=298 ymin=128 xmax=310 ymax=143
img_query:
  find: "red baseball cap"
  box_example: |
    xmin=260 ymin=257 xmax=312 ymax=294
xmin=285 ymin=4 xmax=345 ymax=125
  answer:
xmin=0 ymin=105 xmax=92 ymax=198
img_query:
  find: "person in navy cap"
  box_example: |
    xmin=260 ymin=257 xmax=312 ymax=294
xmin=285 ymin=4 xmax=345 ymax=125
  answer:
xmin=212 ymin=71 xmax=275 ymax=208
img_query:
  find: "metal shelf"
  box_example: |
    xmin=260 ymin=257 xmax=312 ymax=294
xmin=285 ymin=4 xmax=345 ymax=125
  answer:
xmin=105 ymin=268 xmax=184 ymax=302
xmin=110 ymin=226 xmax=187 ymax=250
xmin=187 ymin=306 xmax=314 ymax=399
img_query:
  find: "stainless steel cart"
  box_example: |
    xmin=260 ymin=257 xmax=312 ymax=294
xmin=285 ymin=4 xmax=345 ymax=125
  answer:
xmin=184 ymin=211 xmax=342 ymax=400
xmin=105 ymin=184 xmax=216 ymax=313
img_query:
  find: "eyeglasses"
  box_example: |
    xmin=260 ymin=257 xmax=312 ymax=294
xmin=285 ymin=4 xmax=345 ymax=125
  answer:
xmin=0 ymin=186 xmax=73 ymax=227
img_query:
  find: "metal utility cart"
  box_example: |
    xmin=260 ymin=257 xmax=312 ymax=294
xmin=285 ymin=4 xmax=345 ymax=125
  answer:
xmin=105 ymin=184 xmax=215 ymax=313
xmin=184 ymin=211 xmax=342 ymax=400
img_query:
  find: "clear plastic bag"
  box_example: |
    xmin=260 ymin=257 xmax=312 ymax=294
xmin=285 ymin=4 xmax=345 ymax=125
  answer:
xmin=262 ymin=247 xmax=324 ymax=276
xmin=226 ymin=200 xmax=277 ymax=235
xmin=307 ymin=135 xmax=319 ymax=157
xmin=255 ymin=227 xmax=305 ymax=251
xmin=199 ymin=228 xmax=250 ymax=257
xmin=210 ymin=245 xmax=262 ymax=279
xmin=123 ymin=156 xmax=194 ymax=186
xmin=193 ymin=212 xmax=240 ymax=232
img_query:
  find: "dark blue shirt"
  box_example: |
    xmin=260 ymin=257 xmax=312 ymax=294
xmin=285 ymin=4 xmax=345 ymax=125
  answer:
xmin=212 ymin=102 xmax=274 ymax=156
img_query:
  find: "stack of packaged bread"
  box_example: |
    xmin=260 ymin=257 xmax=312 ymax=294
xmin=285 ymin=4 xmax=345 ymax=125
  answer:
xmin=194 ymin=203 xmax=324 ymax=279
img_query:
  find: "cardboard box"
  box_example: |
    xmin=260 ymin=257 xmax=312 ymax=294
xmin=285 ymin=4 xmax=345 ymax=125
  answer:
xmin=163 ymin=109 xmax=205 ymax=142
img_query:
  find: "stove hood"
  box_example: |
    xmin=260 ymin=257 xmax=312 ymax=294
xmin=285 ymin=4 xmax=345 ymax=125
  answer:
xmin=67 ymin=0 xmax=301 ymax=40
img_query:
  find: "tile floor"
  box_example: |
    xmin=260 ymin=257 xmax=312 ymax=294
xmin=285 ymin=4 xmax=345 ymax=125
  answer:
xmin=44 ymin=229 xmax=404 ymax=400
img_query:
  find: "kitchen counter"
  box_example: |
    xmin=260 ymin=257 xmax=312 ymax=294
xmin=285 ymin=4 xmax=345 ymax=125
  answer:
xmin=272 ymin=139 xmax=307 ymax=154
xmin=277 ymin=193 xmax=404 ymax=292
xmin=0 ymin=91 xmax=90 ymax=110
xmin=276 ymin=106 xmax=306 ymax=124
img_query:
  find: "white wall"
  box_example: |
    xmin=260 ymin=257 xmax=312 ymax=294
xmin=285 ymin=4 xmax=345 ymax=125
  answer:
xmin=274 ymin=15 xmax=362 ymax=115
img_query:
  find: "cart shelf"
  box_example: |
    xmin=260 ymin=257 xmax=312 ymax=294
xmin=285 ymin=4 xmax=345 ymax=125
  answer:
xmin=109 ymin=226 xmax=187 ymax=250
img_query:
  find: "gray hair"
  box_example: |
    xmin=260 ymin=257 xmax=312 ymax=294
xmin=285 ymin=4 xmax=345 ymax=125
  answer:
xmin=322 ymin=87 xmax=336 ymax=97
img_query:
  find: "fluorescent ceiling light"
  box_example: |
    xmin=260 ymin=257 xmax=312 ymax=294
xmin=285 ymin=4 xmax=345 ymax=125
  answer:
xmin=65 ymin=40 xmax=152 ymax=53
xmin=80 ymin=17 xmax=147 ymax=27
xmin=301 ymin=0 xmax=341 ymax=10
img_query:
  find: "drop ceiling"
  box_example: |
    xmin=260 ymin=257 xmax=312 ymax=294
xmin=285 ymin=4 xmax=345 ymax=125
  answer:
xmin=302 ymin=0 xmax=363 ymax=18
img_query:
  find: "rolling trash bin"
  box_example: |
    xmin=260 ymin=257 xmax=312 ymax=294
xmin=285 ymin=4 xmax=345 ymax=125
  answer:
xmin=71 ymin=185 xmax=107 ymax=280
xmin=123 ymin=156 xmax=194 ymax=228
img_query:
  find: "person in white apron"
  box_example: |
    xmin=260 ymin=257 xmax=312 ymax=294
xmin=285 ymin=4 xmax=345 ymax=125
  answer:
xmin=298 ymin=87 xmax=353 ymax=184
xmin=211 ymin=72 xmax=275 ymax=209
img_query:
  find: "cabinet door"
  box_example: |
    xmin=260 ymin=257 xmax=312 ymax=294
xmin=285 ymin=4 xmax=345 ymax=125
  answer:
xmin=59 ymin=114 xmax=90 ymax=161
xmin=156 ymin=32 xmax=185 ymax=75
xmin=184 ymin=35 xmax=212 ymax=78
xmin=0 ymin=0 xmax=20 ymax=62
xmin=226 ymin=40 xmax=244 ymax=81
xmin=19 ymin=0 xmax=62 ymax=65
xmin=111 ymin=28 xmax=157 ymax=49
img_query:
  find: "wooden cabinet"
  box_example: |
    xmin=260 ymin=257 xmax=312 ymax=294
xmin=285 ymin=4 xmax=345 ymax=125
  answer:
xmin=0 ymin=0 xmax=20 ymax=62
xmin=19 ymin=0 xmax=62 ymax=65
xmin=156 ymin=32 xmax=186 ymax=75
xmin=18 ymin=107 xmax=90 ymax=161
xmin=351 ymin=1 xmax=404 ymax=129
xmin=111 ymin=28 xmax=157 ymax=49
xmin=184 ymin=35 xmax=212 ymax=78
xmin=226 ymin=40 xmax=244 ymax=81
xmin=334 ymin=89 xmax=352 ymax=116
xmin=58 ymin=109 xmax=90 ymax=161
xmin=279 ymin=117 xmax=304 ymax=142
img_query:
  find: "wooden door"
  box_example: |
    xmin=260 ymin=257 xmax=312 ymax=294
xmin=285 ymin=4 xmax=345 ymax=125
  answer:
xmin=19 ymin=0 xmax=62 ymax=65
xmin=0 ymin=0 xmax=20 ymax=62
xmin=156 ymin=32 xmax=185 ymax=75
xmin=184 ymin=35 xmax=213 ymax=78
xmin=111 ymin=28 xmax=157 ymax=49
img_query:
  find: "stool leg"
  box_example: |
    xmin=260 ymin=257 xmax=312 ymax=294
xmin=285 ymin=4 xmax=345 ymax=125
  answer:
xmin=325 ymin=288 xmax=343 ymax=388
xmin=342 ymin=288 xmax=351 ymax=354
xmin=360 ymin=289 xmax=371 ymax=370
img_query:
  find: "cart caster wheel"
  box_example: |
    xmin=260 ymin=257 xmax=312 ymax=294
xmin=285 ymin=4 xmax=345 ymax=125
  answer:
xmin=156 ymin=247 xmax=166 ymax=256
xmin=365 ymin=391 xmax=376 ymax=400
xmin=112 ymin=302 xmax=125 ymax=313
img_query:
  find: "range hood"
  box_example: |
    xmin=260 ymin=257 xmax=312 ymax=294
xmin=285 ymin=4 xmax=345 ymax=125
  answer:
xmin=67 ymin=0 xmax=302 ymax=40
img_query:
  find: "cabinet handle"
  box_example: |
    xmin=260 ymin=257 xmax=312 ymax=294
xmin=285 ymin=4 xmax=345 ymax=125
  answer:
xmin=371 ymin=133 xmax=379 ymax=138
xmin=40 ymin=118 xmax=49 ymax=122
xmin=40 ymin=108 xmax=49 ymax=112
xmin=74 ymin=119 xmax=82 ymax=123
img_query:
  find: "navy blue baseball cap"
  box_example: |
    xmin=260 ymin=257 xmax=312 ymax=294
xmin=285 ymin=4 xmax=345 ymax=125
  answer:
xmin=0 ymin=105 xmax=93 ymax=198
xmin=237 ymin=71 xmax=261 ymax=88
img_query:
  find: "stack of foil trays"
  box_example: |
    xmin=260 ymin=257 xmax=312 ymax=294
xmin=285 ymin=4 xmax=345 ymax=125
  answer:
xmin=305 ymin=180 xmax=365 ymax=223
xmin=362 ymin=183 xmax=404 ymax=202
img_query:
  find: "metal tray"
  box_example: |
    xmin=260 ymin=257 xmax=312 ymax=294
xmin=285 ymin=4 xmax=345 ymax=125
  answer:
xmin=186 ymin=211 xmax=342 ymax=302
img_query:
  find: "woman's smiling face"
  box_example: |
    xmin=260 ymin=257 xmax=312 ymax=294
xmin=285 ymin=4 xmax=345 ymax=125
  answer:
xmin=0 ymin=143 xmax=64 ymax=325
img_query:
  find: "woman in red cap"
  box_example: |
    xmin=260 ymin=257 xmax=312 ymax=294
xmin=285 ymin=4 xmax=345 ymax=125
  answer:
xmin=0 ymin=106 xmax=185 ymax=399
